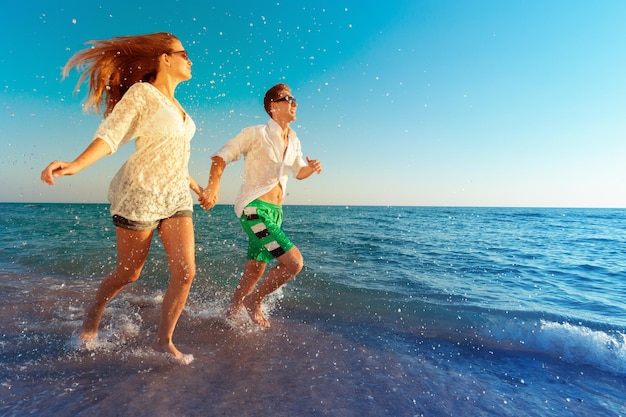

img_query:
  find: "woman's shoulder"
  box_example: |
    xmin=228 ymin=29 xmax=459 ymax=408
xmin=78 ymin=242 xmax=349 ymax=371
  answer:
xmin=127 ymin=82 xmax=155 ymax=95
xmin=117 ymin=82 xmax=159 ymax=108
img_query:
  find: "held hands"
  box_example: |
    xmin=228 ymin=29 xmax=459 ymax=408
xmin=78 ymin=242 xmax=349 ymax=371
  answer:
xmin=198 ymin=187 xmax=219 ymax=210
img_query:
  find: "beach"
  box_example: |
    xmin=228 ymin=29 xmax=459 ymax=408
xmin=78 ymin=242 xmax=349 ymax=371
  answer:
xmin=1 ymin=203 xmax=625 ymax=416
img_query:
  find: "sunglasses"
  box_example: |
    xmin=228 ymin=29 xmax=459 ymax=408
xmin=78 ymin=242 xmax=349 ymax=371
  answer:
xmin=273 ymin=95 xmax=297 ymax=104
xmin=169 ymin=50 xmax=190 ymax=61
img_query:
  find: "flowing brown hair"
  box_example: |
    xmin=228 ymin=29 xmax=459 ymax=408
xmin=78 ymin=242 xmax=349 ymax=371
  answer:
xmin=63 ymin=32 xmax=179 ymax=116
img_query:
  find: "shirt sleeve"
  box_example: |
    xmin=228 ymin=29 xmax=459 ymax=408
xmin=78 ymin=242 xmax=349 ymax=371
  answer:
xmin=213 ymin=126 xmax=254 ymax=164
xmin=291 ymin=137 xmax=308 ymax=176
xmin=93 ymin=83 xmax=146 ymax=153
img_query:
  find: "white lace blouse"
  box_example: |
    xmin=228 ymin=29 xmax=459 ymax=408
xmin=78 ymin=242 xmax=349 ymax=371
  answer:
xmin=93 ymin=82 xmax=196 ymax=222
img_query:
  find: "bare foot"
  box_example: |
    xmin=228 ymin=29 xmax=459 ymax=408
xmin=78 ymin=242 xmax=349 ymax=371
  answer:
xmin=77 ymin=330 xmax=99 ymax=349
xmin=243 ymin=297 xmax=270 ymax=328
xmin=225 ymin=302 xmax=243 ymax=321
xmin=152 ymin=340 xmax=194 ymax=365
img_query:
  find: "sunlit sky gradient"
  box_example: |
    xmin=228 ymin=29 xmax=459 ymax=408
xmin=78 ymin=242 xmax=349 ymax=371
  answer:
xmin=3 ymin=1 xmax=626 ymax=207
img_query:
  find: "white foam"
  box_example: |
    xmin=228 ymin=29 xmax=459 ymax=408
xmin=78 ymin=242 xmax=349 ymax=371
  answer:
xmin=66 ymin=333 xmax=118 ymax=352
xmin=128 ymin=347 xmax=195 ymax=365
xmin=486 ymin=318 xmax=626 ymax=375
xmin=187 ymin=287 xmax=283 ymax=328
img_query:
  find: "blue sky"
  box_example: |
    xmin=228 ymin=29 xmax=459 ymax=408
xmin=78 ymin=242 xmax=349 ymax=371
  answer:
xmin=2 ymin=0 xmax=626 ymax=207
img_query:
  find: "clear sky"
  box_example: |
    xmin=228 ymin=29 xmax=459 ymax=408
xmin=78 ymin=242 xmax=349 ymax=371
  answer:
xmin=2 ymin=0 xmax=626 ymax=207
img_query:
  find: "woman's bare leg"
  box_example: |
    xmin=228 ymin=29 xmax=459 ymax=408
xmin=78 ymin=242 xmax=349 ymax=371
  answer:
xmin=79 ymin=227 xmax=153 ymax=342
xmin=152 ymin=216 xmax=195 ymax=362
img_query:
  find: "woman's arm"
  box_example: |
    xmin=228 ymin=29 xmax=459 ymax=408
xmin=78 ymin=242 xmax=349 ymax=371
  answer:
xmin=41 ymin=138 xmax=112 ymax=185
xmin=189 ymin=176 xmax=203 ymax=196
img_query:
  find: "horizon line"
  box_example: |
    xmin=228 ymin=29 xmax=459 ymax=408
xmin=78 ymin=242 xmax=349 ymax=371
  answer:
xmin=2 ymin=201 xmax=625 ymax=210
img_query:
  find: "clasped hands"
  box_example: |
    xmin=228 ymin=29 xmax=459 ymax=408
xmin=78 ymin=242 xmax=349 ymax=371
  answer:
xmin=198 ymin=188 xmax=218 ymax=210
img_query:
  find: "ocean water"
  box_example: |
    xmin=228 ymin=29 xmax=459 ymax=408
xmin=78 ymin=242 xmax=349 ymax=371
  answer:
xmin=1 ymin=203 xmax=625 ymax=417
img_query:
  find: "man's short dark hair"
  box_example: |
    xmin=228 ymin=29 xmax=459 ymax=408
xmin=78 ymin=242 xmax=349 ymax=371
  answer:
xmin=264 ymin=83 xmax=290 ymax=117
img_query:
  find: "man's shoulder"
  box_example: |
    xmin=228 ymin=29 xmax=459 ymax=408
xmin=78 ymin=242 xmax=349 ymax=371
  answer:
xmin=243 ymin=122 xmax=268 ymax=131
xmin=238 ymin=122 xmax=273 ymax=137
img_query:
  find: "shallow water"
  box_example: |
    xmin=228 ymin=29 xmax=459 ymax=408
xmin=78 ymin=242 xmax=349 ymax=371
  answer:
xmin=1 ymin=204 xmax=626 ymax=416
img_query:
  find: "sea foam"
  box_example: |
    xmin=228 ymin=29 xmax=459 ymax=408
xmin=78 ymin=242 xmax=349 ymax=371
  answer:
xmin=487 ymin=318 xmax=626 ymax=376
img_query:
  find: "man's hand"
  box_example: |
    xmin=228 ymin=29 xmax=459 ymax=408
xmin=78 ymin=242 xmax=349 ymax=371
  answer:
xmin=306 ymin=156 xmax=322 ymax=174
xmin=199 ymin=187 xmax=219 ymax=210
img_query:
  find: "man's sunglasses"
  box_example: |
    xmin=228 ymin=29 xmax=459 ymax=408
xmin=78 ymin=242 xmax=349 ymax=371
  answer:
xmin=272 ymin=95 xmax=297 ymax=104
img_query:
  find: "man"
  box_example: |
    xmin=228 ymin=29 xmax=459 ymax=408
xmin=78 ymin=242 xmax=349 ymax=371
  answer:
xmin=199 ymin=83 xmax=322 ymax=328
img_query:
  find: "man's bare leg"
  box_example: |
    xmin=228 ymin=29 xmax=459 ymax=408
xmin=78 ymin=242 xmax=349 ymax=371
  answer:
xmin=243 ymin=246 xmax=303 ymax=328
xmin=227 ymin=260 xmax=266 ymax=320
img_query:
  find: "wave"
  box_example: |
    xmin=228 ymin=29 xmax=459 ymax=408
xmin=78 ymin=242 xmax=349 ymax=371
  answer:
xmin=483 ymin=317 xmax=626 ymax=376
xmin=298 ymin=280 xmax=626 ymax=377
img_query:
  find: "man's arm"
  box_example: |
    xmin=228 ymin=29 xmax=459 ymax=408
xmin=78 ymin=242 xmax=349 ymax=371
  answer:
xmin=296 ymin=156 xmax=323 ymax=180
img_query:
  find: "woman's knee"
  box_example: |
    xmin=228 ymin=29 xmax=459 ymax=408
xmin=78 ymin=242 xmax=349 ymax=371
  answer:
xmin=171 ymin=260 xmax=196 ymax=286
xmin=113 ymin=265 xmax=144 ymax=284
xmin=186 ymin=262 xmax=196 ymax=282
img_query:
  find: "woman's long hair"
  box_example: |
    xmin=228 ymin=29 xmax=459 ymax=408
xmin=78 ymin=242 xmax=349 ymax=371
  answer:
xmin=63 ymin=32 xmax=178 ymax=116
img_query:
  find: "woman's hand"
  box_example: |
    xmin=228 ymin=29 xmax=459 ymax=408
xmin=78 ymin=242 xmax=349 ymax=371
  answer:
xmin=41 ymin=160 xmax=78 ymax=185
xmin=40 ymin=138 xmax=112 ymax=185
xmin=199 ymin=187 xmax=219 ymax=210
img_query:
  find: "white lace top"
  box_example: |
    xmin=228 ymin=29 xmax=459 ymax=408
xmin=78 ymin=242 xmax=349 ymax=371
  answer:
xmin=94 ymin=82 xmax=196 ymax=222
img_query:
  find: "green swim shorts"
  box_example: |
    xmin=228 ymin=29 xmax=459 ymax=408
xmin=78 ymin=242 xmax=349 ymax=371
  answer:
xmin=240 ymin=200 xmax=295 ymax=263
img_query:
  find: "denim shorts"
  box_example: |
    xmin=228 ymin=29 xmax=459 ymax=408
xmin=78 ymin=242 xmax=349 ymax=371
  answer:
xmin=240 ymin=200 xmax=294 ymax=263
xmin=112 ymin=210 xmax=192 ymax=232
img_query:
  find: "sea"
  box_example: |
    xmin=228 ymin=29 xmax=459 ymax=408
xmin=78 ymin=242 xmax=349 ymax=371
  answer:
xmin=1 ymin=203 xmax=625 ymax=417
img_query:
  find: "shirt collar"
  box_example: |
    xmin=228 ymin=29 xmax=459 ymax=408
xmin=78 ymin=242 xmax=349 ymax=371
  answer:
xmin=267 ymin=118 xmax=295 ymax=138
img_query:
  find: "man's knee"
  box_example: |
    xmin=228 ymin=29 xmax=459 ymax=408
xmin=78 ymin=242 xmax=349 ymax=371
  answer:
xmin=280 ymin=247 xmax=303 ymax=275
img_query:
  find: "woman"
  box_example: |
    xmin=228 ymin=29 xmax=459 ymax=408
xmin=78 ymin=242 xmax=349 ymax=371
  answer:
xmin=41 ymin=32 xmax=199 ymax=364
